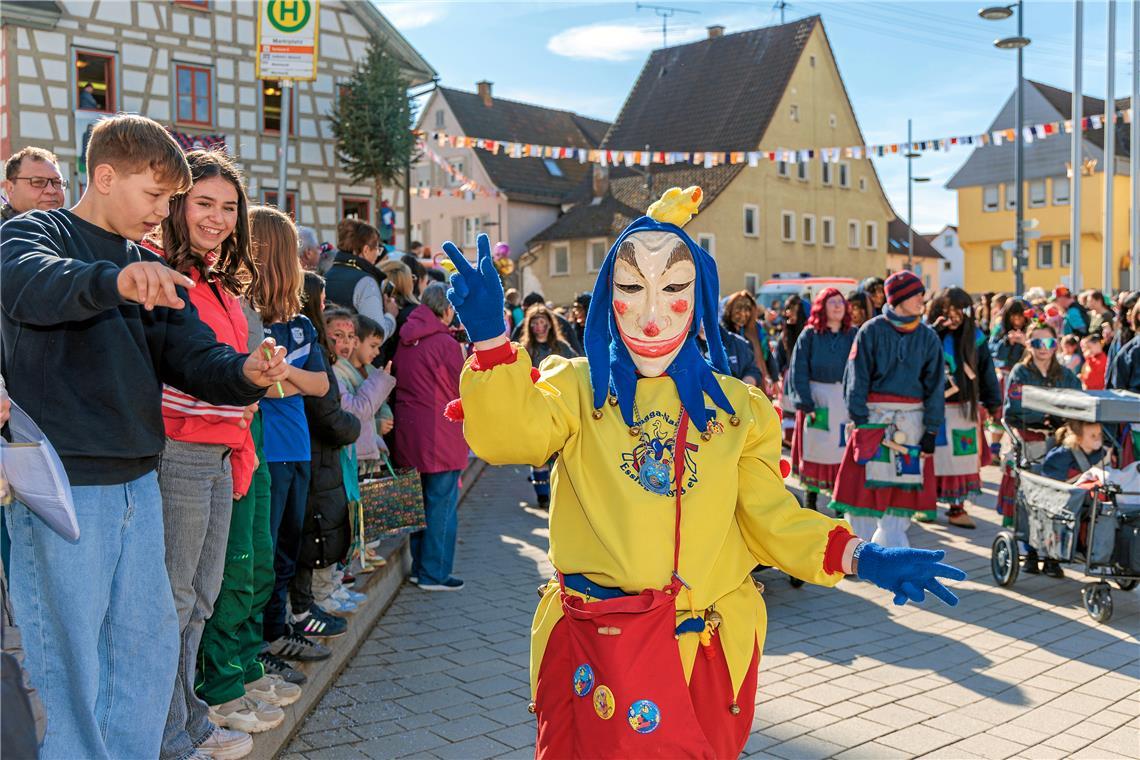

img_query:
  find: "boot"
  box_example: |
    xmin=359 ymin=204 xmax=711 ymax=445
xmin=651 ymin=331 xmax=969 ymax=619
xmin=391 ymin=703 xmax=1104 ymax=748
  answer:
xmin=537 ymin=494 xmax=550 ymax=510
xmin=1043 ymin=559 xmax=1064 ymax=578
xmin=1023 ymin=550 xmax=1040 ymax=574
xmin=947 ymin=506 xmax=976 ymax=529
xmin=805 ymin=491 xmax=818 ymax=511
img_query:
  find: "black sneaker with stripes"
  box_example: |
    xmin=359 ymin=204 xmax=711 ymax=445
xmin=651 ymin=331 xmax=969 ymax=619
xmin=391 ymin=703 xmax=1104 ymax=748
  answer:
xmin=257 ymin=651 xmax=308 ymax=684
xmin=266 ymin=626 xmax=332 ymax=662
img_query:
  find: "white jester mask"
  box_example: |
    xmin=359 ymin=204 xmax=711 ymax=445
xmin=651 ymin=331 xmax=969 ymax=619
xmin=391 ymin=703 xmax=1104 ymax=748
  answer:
xmin=611 ymin=230 xmax=696 ymax=377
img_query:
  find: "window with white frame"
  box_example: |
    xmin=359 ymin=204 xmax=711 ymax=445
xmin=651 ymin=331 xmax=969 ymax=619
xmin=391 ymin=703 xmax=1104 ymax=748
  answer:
xmin=821 ymin=216 xmax=835 ymax=246
xmin=777 ymin=160 xmax=789 ymax=178
xmin=447 ymin=158 xmax=464 ymax=188
xmin=1029 ymin=179 xmax=1046 ymax=208
xmin=781 ymin=211 xmax=795 ymax=242
xmin=991 ymin=245 xmax=1006 ymax=271
xmin=789 ymin=104 xmax=799 ymax=122
xmin=983 ymin=184 xmax=999 ymax=211
xmin=697 ymin=233 xmax=716 ymax=257
xmin=943 ymin=233 xmax=954 ymax=247
xmin=858 ymin=177 xmax=867 ymax=191
xmin=864 ymin=221 xmax=878 ymax=250
xmin=838 ymin=162 xmax=850 ymax=188
xmin=1060 ymin=239 xmax=1072 ymax=267
xmin=796 ymin=161 xmax=808 ymax=181
xmin=802 ymin=213 xmax=816 ymax=245
xmin=434 ymin=110 xmax=445 ymax=128
xmin=1037 ymin=241 xmax=1054 ymax=269
xmin=744 ymin=273 xmax=761 ymax=294
xmin=847 ymin=220 xmax=860 ymax=248
xmin=462 ymin=216 xmax=481 ymax=247
xmin=821 ymin=162 xmax=832 ymax=186
xmin=1053 ymin=176 xmax=1070 ymax=205
xmin=587 ymin=238 xmax=607 ymax=273
xmin=550 ymin=243 xmax=570 ymax=277
xmin=743 ymin=204 xmax=759 ymax=237
xmin=1004 ymin=183 xmax=1017 ymax=210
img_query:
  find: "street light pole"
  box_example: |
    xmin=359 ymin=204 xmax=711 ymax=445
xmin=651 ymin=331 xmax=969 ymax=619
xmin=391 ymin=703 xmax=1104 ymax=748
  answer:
xmin=1105 ymin=0 xmax=1117 ymax=293
xmin=1072 ymin=0 xmax=1083 ymax=292
xmin=1014 ymin=0 xmax=1026 ymax=297
xmin=1132 ymin=0 xmax=1139 ymax=289
xmin=907 ymin=118 xmax=914 ymax=272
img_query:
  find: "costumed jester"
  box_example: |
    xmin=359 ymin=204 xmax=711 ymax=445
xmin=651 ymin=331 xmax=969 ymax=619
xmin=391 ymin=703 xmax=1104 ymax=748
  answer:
xmin=442 ymin=188 xmax=965 ymax=759
xmin=830 ymin=271 xmax=946 ymax=548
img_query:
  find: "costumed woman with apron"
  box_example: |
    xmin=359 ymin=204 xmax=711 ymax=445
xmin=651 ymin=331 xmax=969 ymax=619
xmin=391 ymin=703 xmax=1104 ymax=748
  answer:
xmin=830 ymin=271 xmax=946 ymax=549
xmin=925 ymin=288 xmax=1001 ymax=529
xmin=441 ymin=188 xmax=965 ymax=759
xmin=788 ymin=288 xmax=856 ymax=512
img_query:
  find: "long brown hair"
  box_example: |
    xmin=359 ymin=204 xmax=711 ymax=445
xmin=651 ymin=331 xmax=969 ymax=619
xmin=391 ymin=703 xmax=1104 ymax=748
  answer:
xmin=159 ymin=150 xmax=254 ymax=296
xmin=300 ymin=271 xmax=334 ymax=364
xmin=1019 ymin=321 xmax=1065 ymax=383
xmin=248 ymin=205 xmax=302 ymax=325
xmin=520 ymin=304 xmax=565 ymax=354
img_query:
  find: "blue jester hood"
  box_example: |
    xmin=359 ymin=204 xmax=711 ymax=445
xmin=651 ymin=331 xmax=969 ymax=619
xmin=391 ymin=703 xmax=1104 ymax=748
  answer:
xmin=582 ymin=215 xmax=735 ymax=433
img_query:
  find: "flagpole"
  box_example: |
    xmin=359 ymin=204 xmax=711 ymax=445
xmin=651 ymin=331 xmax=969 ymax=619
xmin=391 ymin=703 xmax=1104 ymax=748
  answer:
xmin=1073 ymin=1 xmax=1084 ymax=293
xmin=1105 ymin=0 xmax=1117 ymax=293
xmin=1131 ymin=0 xmax=1139 ymax=290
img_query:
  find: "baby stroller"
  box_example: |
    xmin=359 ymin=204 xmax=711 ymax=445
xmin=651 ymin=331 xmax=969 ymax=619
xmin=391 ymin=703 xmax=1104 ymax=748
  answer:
xmin=992 ymin=387 xmax=1140 ymax=623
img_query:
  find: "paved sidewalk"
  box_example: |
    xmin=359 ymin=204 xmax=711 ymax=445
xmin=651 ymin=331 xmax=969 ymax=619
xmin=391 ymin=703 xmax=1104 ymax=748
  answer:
xmin=285 ymin=464 xmax=1139 ymax=760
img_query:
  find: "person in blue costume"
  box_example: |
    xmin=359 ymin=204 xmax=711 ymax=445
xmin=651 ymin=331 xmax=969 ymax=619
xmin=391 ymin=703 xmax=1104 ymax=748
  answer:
xmin=441 ymin=187 xmax=966 ymax=760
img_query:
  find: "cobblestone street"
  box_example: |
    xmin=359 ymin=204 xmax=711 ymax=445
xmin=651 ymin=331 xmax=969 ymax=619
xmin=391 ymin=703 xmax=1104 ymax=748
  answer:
xmin=285 ymin=464 xmax=1139 ymax=760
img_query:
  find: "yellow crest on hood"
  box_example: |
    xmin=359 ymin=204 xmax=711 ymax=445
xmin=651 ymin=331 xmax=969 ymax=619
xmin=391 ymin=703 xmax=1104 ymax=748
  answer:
xmin=646 ymin=186 xmax=703 ymax=227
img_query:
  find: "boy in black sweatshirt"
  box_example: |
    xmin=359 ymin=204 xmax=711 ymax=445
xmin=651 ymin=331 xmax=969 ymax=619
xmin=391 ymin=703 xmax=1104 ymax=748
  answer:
xmin=0 ymin=114 xmax=287 ymax=759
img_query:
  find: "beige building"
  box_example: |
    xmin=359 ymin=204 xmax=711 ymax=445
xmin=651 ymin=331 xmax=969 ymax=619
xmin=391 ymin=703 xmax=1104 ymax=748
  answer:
xmin=410 ymin=82 xmax=608 ymax=284
xmin=885 ymin=217 xmax=946 ymax=292
xmin=0 ymin=0 xmax=434 ymax=246
xmin=525 ymin=17 xmax=894 ymax=306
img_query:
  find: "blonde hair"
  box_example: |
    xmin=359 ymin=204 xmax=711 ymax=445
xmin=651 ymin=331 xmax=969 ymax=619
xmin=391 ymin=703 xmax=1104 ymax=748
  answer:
xmin=248 ymin=205 xmax=302 ymax=324
xmin=1054 ymin=420 xmax=1099 ymax=450
xmin=379 ymin=259 xmax=418 ymax=307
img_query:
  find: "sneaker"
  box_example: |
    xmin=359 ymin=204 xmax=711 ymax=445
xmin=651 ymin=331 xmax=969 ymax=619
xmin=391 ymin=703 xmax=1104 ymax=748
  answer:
xmin=316 ymin=596 xmax=357 ymax=615
xmin=246 ymin=673 xmax=302 ymax=707
xmin=332 ymin=586 xmax=366 ymax=604
xmin=417 ymin=577 xmax=465 ymax=592
xmin=187 ymin=751 xmax=212 ymax=760
xmin=208 ymin=695 xmax=284 ymax=734
xmin=947 ymin=508 xmax=976 ymax=529
xmin=295 ymin=605 xmax=347 ymax=638
xmin=408 ymin=575 xmax=419 ymax=585
xmin=196 ymin=725 xmax=253 ymax=760
xmin=341 ymin=571 xmax=356 ymax=585
xmin=267 ymin=628 xmax=332 ymax=661
xmin=258 ymin=651 xmax=308 ymax=684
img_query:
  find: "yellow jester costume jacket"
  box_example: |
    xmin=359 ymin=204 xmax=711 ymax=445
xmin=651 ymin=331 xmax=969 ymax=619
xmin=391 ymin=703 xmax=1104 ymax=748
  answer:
xmin=459 ymin=347 xmax=853 ymax=700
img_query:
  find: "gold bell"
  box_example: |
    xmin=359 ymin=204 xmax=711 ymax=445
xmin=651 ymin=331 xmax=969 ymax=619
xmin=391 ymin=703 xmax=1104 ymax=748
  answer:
xmin=608 ymin=396 xmax=618 ymax=406
xmin=591 ymin=409 xmax=603 ymax=420
xmin=700 ymin=431 xmax=712 ymax=442
xmin=729 ymin=415 xmax=740 ymax=427
xmin=729 ymin=702 xmax=741 ymax=716
xmin=527 ymin=701 xmax=538 ymax=714
xmin=628 ymin=425 xmax=641 ymax=437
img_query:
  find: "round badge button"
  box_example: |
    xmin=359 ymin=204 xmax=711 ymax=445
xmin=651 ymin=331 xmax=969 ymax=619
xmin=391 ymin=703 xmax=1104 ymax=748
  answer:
xmin=572 ymin=664 xmax=595 ymax=697
xmin=593 ymin=685 xmax=615 ymax=720
xmin=627 ymin=699 xmax=661 ymax=734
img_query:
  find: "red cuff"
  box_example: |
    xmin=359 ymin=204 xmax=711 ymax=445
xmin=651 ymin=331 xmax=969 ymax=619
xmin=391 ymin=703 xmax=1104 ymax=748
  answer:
xmin=822 ymin=525 xmax=856 ymax=576
xmin=470 ymin=341 xmax=518 ymax=371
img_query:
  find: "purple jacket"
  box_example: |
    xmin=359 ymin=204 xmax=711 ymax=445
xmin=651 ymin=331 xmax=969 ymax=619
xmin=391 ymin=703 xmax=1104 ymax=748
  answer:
xmin=392 ymin=305 xmax=469 ymax=473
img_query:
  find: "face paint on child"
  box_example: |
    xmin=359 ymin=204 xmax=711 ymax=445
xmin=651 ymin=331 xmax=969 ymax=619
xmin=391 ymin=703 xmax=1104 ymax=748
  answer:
xmin=327 ymin=318 xmax=356 ymax=359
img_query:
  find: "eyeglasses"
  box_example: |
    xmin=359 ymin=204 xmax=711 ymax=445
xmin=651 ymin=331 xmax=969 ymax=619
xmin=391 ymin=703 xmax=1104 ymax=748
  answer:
xmin=1029 ymin=337 xmax=1057 ymax=350
xmin=11 ymin=176 xmax=68 ymax=190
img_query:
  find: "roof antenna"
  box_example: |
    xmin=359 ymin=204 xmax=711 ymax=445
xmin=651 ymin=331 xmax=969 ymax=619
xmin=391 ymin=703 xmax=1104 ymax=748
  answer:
xmin=773 ymin=0 xmax=789 ymax=24
xmin=635 ymin=2 xmax=699 ymax=49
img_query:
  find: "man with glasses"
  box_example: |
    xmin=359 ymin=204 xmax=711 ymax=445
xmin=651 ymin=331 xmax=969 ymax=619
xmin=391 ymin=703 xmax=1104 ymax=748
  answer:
xmin=2 ymin=147 xmax=67 ymax=223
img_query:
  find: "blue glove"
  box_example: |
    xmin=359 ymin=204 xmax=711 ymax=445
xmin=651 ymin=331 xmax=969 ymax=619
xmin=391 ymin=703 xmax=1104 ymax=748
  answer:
xmin=856 ymin=543 xmax=966 ymax=607
xmin=441 ymin=233 xmax=506 ymax=342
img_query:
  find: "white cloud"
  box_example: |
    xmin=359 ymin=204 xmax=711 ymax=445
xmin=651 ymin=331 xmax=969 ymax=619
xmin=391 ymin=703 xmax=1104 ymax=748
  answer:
xmin=547 ymin=20 xmax=705 ymax=62
xmin=375 ymin=1 xmax=444 ymax=30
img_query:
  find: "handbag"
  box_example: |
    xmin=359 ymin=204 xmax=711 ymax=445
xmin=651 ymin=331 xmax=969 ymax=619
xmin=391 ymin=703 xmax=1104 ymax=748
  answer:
xmin=358 ymin=459 xmax=426 ymax=542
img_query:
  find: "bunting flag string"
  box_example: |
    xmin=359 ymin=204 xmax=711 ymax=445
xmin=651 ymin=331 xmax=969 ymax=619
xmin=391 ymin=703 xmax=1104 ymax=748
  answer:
xmin=419 ymin=142 xmax=500 ymax=198
xmin=413 ymin=107 xmax=1132 ymax=168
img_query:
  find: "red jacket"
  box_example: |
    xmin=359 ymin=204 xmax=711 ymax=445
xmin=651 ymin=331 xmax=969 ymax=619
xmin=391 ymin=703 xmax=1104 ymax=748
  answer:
xmin=159 ymin=265 xmax=256 ymax=495
xmin=392 ymin=305 xmax=468 ymax=474
xmin=1081 ymin=352 xmax=1108 ymax=391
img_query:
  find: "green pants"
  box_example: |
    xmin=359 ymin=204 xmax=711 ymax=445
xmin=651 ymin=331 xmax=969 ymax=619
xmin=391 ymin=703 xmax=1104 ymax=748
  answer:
xmin=197 ymin=414 xmax=275 ymax=705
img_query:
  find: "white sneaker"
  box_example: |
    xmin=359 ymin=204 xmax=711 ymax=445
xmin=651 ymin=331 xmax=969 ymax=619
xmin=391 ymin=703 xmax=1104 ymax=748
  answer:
xmin=316 ymin=596 xmax=356 ymax=615
xmin=196 ymin=725 xmax=253 ymax=759
xmin=208 ymin=695 xmax=284 ymax=734
xmin=245 ymin=673 xmax=302 ymax=707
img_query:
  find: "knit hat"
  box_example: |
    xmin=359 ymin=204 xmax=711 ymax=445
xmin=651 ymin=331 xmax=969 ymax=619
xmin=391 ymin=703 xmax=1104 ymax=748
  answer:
xmin=884 ymin=270 xmax=925 ymax=306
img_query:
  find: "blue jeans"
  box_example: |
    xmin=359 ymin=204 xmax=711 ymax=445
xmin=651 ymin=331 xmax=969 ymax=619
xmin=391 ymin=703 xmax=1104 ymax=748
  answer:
xmin=6 ymin=472 xmax=179 ymax=760
xmin=410 ymin=470 xmax=461 ymax=585
xmin=264 ymin=461 xmax=310 ymax=642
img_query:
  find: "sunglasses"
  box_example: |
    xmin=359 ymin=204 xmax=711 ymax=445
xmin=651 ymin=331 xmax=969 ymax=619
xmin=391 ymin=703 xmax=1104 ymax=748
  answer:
xmin=1029 ymin=337 xmax=1057 ymax=350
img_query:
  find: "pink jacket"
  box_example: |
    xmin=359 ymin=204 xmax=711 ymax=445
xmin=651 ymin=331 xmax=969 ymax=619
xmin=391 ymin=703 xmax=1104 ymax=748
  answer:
xmin=392 ymin=305 xmax=469 ymax=474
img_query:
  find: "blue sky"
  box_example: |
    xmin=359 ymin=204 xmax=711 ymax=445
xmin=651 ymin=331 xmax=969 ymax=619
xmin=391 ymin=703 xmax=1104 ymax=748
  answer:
xmin=378 ymin=0 xmax=1135 ymax=233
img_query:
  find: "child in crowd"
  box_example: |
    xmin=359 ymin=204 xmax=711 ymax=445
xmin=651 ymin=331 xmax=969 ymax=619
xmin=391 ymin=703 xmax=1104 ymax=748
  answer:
xmin=248 ymin=206 xmax=341 ymax=652
xmin=289 ymin=277 xmax=361 ymax=622
xmin=0 ymin=114 xmax=286 ymax=759
xmin=1042 ymin=420 xmax=1110 ymax=482
xmin=1059 ymin=334 xmax=1084 ymax=374
xmin=1080 ymin=334 xmax=1108 ymax=390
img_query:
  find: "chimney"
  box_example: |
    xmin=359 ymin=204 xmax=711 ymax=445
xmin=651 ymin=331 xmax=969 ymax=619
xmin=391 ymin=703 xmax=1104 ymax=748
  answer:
xmin=707 ymin=25 xmax=725 ymax=39
xmin=591 ymin=163 xmax=609 ymax=200
xmin=477 ymin=80 xmax=493 ymax=107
